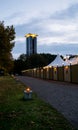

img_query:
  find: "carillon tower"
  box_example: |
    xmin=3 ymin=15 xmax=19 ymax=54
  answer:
xmin=25 ymin=33 xmax=38 ymax=56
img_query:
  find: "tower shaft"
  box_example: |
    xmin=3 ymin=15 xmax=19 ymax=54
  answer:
xmin=25 ymin=33 xmax=38 ymax=56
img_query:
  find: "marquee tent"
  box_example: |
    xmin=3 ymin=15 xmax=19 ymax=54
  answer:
xmin=45 ymin=54 xmax=69 ymax=67
xmin=68 ymin=57 xmax=78 ymax=65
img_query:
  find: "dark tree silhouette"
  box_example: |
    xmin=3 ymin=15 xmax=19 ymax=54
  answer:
xmin=0 ymin=21 xmax=15 ymax=73
xmin=13 ymin=53 xmax=56 ymax=74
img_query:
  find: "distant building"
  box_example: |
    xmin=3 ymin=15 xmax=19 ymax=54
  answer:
xmin=25 ymin=33 xmax=38 ymax=56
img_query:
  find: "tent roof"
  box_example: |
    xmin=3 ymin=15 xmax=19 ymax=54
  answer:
xmin=68 ymin=57 xmax=78 ymax=65
xmin=47 ymin=54 xmax=69 ymax=67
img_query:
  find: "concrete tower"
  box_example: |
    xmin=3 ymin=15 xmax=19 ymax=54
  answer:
xmin=25 ymin=33 xmax=38 ymax=56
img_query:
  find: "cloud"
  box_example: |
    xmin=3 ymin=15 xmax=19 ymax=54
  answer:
xmin=15 ymin=37 xmax=25 ymax=43
xmin=50 ymin=3 xmax=78 ymax=20
xmin=38 ymin=43 xmax=78 ymax=56
xmin=5 ymin=13 xmax=31 ymax=26
xmin=14 ymin=19 xmax=78 ymax=47
xmin=13 ymin=3 xmax=78 ymax=44
xmin=0 ymin=0 xmax=78 ymax=59
xmin=5 ymin=1 xmax=78 ymax=58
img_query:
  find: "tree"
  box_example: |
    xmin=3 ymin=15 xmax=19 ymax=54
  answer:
xmin=13 ymin=54 xmax=27 ymax=75
xmin=0 ymin=21 xmax=15 ymax=73
xmin=26 ymin=54 xmax=48 ymax=69
xmin=13 ymin=53 xmax=56 ymax=74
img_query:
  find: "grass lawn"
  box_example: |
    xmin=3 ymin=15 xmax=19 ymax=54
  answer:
xmin=0 ymin=76 xmax=77 ymax=130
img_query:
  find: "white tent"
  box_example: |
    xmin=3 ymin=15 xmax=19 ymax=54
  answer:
xmin=47 ymin=54 xmax=69 ymax=67
xmin=68 ymin=57 xmax=78 ymax=65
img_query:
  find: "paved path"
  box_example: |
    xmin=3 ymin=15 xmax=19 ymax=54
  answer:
xmin=17 ymin=76 xmax=78 ymax=129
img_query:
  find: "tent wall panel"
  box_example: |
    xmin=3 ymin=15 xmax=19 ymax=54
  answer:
xmin=43 ymin=69 xmax=46 ymax=79
xmin=53 ymin=67 xmax=58 ymax=80
xmin=58 ymin=67 xmax=64 ymax=81
xmin=29 ymin=70 xmax=30 ymax=76
xmin=71 ymin=65 xmax=78 ymax=83
xmin=36 ymin=69 xmax=38 ymax=77
xmin=28 ymin=70 xmax=30 ymax=76
xmin=33 ymin=69 xmax=37 ymax=77
xmin=38 ymin=69 xmax=41 ymax=78
xmin=36 ymin=69 xmax=39 ymax=78
xmin=39 ymin=69 xmax=41 ymax=78
xmin=32 ymin=70 xmax=34 ymax=77
xmin=33 ymin=69 xmax=35 ymax=77
xmin=31 ymin=70 xmax=33 ymax=76
xmin=41 ymin=69 xmax=43 ymax=79
xmin=64 ymin=66 xmax=70 ymax=82
xmin=46 ymin=68 xmax=49 ymax=79
xmin=30 ymin=70 xmax=32 ymax=76
xmin=49 ymin=67 xmax=53 ymax=80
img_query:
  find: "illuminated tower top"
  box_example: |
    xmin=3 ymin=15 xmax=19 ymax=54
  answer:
xmin=25 ymin=33 xmax=38 ymax=38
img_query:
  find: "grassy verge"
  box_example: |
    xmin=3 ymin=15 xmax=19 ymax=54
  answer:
xmin=0 ymin=76 xmax=76 ymax=130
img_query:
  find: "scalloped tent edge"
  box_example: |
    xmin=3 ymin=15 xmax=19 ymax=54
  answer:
xmin=46 ymin=54 xmax=70 ymax=67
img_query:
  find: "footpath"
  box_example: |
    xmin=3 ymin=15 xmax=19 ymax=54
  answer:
xmin=17 ymin=76 xmax=78 ymax=129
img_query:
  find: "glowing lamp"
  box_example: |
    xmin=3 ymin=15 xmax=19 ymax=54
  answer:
xmin=24 ymin=87 xmax=32 ymax=100
xmin=34 ymin=68 xmax=36 ymax=71
xmin=54 ymin=67 xmax=57 ymax=71
xmin=65 ymin=66 xmax=69 ymax=74
xmin=65 ymin=66 xmax=68 ymax=70
xmin=26 ymin=87 xmax=31 ymax=92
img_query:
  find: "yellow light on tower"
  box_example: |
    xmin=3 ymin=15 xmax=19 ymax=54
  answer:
xmin=25 ymin=33 xmax=38 ymax=38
